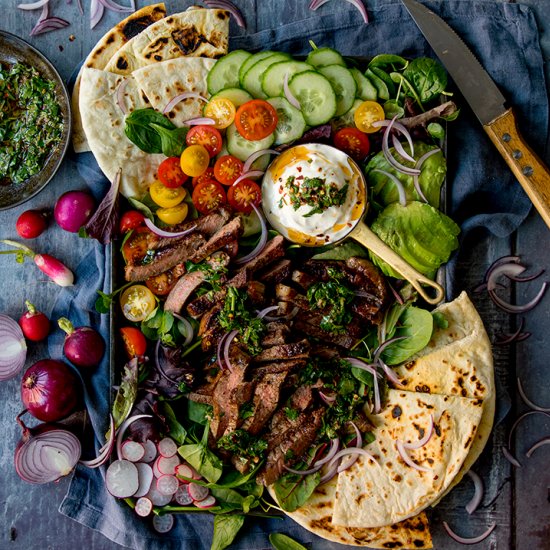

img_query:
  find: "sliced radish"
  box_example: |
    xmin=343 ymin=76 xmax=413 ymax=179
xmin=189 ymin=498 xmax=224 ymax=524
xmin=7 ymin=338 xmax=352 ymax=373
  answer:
xmin=158 ymin=455 xmax=180 ymax=475
xmin=153 ymin=513 xmax=174 ymax=534
xmin=175 ymin=463 xmax=194 ymax=481
xmin=158 ymin=437 xmax=178 ymax=458
xmin=141 ymin=440 xmax=158 ymax=463
xmin=157 ymin=474 xmax=179 ymax=496
xmin=133 ymin=463 xmax=154 ymax=498
xmin=121 ymin=440 xmax=145 ymax=462
xmin=174 ymin=484 xmax=194 ymax=505
xmin=135 ymin=497 xmax=153 ymax=517
xmin=194 ymin=495 xmax=216 ymax=509
xmin=153 ymin=457 xmax=163 ymax=478
xmin=188 ymin=482 xmax=209 ymax=502
xmin=146 ymin=486 xmax=172 ymax=507
xmin=106 ymin=460 xmax=139 ymax=498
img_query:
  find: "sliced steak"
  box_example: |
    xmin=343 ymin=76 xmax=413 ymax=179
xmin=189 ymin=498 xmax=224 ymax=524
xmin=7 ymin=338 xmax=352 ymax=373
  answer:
xmin=257 ymin=259 xmax=292 ymax=285
xmin=190 ymin=217 xmax=243 ymax=263
xmin=145 ymin=263 xmax=186 ymax=296
xmin=247 ymin=280 xmax=265 ymax=305
xmin=198 ymin=303 xmax=222 ymax=338
xmin=291 ymin=269 xmax=318 ymax=290
xmin=254 ymin=339 xmax=310 ymax=363
xmin=293 ymin=317 xmax=356 ymax=349
xmin=187 ymin=392 xmax=213 ymax=406
xmin=251 ymin=359 xmax=305 ymax=379
xmin=275 ymin=283 xmax=299 ymax=303
xmin=261 ymin=322 xmax=290 ymax=347
xmin=239 ymin=235 xmax=285 ymax=274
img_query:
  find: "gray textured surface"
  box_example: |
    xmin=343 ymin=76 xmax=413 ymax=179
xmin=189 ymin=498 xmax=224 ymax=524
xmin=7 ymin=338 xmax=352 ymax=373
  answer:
xmin=0 ymin=1 xmax=549 ymax=549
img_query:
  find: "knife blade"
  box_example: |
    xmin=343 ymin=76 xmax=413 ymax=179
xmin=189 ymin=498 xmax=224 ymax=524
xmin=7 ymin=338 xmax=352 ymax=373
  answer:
xmin=402 ymin=0 xmax=550 ymax=229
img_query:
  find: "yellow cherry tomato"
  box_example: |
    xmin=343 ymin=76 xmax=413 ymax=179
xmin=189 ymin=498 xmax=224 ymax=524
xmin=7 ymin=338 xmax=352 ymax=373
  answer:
xmin=203 ymin=98 xmax=236 ymax=130
xmin=156 ymin=202 xmax=189 ymax=225
xmin=120 ymin=284 xmax=156 ymax=322
xmin=354 ymin=100 xmax=386 ymax=133
xmin=149 ymin=180 xmax=186 ymax=208
xmin=180 ymin=145 xmax=210 ymax=177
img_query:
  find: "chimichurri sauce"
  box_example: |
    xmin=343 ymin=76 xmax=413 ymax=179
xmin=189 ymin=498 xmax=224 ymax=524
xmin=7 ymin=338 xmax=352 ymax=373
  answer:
xmin=0 ymin=62 xmax=64 ymax=186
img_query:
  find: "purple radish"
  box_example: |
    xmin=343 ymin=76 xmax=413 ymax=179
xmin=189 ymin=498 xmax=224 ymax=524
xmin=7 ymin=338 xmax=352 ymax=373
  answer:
xmin=106 ymin=460 xmax=139 ymax=498
xmin=158 ymin=455 xmax=180 ymax=475
xmin=153 ymin=514 xmax=174 ymax=534
xmin=194 ymin=495 xmax=217 ymax=509
xmin=188 ymin=482 xmax=209 ymax=502
xmin=156 ymin=475 xmax=179 ymax=496
xmin=121 ymin=441 xmax=145 ymax=462
xmin=142 ymin=440 xmax=158 ymax=463
xmin=134 ymin=497 xmax=153 ymax=517
xmin=146 ymin=486 xmax=172 ymax=507
xmin=133 ymin=463 xmax=154 ymax=498
xmin=174 ymin=484 xmax=194 ymax=506
xmin=58 ymin=317 xmax=105 ymax=369
xmin=158 ymin=437 xmax=178 ymax=458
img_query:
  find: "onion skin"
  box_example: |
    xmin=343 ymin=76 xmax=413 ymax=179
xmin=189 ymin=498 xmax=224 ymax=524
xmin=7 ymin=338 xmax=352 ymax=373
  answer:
xmin=58 ymin=318 xmax=105 ymax=369
xmin=21 ymin=360 xmax=80 ymax=422
xmin=54 ymin=190 xmax=96 ymax=233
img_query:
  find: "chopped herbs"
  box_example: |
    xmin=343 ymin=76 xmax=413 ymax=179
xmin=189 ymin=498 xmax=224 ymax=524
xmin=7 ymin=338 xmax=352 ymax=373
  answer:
xmin=284 ymin=407 xmax=299 ymax=421
xmin=218 ymin=429 xmax=268 ymax=461
xmin=186 ymin=259 xmax=227 ymax=295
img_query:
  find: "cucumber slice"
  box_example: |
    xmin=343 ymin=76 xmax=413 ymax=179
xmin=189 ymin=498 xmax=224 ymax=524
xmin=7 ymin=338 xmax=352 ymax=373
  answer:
xmin=226 ymin=123 xmax=275 ymax=162
xmin=365 ymin=68 xmax=390 ymax=101
xmin=350 ymin=67 xmax=377 ymax=101
xmin=306 ymin=47 xmax=346 ymax=68
xmin=267 ymin=97 xmax=306 ymax=145
xmin=239 ymin=51 xmax=276 ymax=86
xmin=288 ymin=71 xmax=337 ymax=126
xmin=242 ymin=53 xmax=291 ymax=98
xmin=207 ymin=50 xmax=251 ymax=95
xmin=209 ymin=87 xmax=253 ymax=107
xmin=261 ymin=60 xmax=313 ymax=98
xmin=318 ymin=64 xmax=357 ymax=117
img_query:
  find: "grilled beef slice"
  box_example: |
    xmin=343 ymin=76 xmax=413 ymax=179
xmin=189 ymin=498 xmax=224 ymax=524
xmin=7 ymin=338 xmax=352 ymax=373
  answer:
xmin=257 ymin=259 xmax=292 ymax=285
xmin=254 ymin=339 xmax=310 ymax=363
xmin=261 ymin=322 xmax=290 ymax=347
xmin=252 ymin=359 xmax=306 ymax=379
xmin=237 ymin=235 xmax=285 ymax=275
xmin=293 ymin=317 xmax=356 ymax=349
xmin=190 ymin=217 xmax=244 ymax=263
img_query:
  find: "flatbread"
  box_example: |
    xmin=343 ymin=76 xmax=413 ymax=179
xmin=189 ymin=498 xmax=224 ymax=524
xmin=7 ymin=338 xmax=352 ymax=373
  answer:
xmin=71 ymin=3 xmax=167 ymax=153
xmin=132 ymin=57 xmax=215 ymax=127
xmin=332 ymin=389 xmax=484 ymax=528
xmin=79 ymin=68 xmax=164 ymax=198
xmin=104 ymin=8 xmax=229 ymax=76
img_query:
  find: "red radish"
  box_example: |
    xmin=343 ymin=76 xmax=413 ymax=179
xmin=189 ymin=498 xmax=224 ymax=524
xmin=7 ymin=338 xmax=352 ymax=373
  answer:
xmin=158 ymin=455 xmax=180 ymax=475
xmin=0 ymin=240 xmax=74 ymax=287
xmin=175 ymin=463 xmax=194 ymax=481
xmin=19 ymin=301 xmax=50 ymax=342
xmin=158 ymin=437 xmax=178 ymax=458
xmin=153 ymin=457 xmax=163 ymax=479
xmin=16 ymin=209 xmax=48 ymax=239
xmin=54 ymin=190 xmax=96 ymax=233
xmin=157 ymin=475 xmax=179 ymax=496
xmin=174 ymin=484 xmax=194 ymax=506
xmin=106 ymin=460 xmax=139 ymax=498
xmin=58 ymin=317 xmax=105 ymax=369
xmin=135 ymin=497 xmax=153 ymax=517
xmin=146 ymin=486 xmax=172 ymax=507
xmin=188 ymin=482 xmax=209 ymax=502
xmin=141 ymin=440 xmax=157 ymax=463
xmin=194 ymin=495 xmax=217 ymax=509
xmin=133 ymin=463 xmax=154 ymax=498
xmin=121 ymin=440 xmax=145 ymax=462
xmin=21 ymin=359 xmax=80 ymax=422
xmin=152 ymin=514 xmax=174 ymax=534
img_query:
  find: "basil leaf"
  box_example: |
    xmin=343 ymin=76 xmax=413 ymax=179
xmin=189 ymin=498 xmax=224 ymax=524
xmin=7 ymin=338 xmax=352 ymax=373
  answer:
xmin=272 ymin=471 xmax=321 ymax=512
xmin=124 ymin=108 xmax=175 ymax=153
xmin=160 ymin=401 xmax=187 ymax=445
xmin=211 ymin=515 xmax=245 ymax=550
xmin=150 ymin=123 xmax=188 ymax=157
xmin=269 ymin=533 xmax=308 ymax=550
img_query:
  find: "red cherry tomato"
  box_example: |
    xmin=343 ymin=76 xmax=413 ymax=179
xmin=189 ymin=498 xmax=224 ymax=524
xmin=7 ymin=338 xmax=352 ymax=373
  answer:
xmin=186 ymin=125 xmax=223 ymax=158
xmin=333 ymin=127 xmax=371 ymax=162
xmin=158 ymin=157 xmax=189 ymax=188
xmin=16 ymin=209 xmax=48 ymax=239
xmin=192 ymin=167 xmax=216 ymax=188
xmin=192 ymin=180 xmax=227 ymax=214
xmin=213 ymin=155 xmax=244 ymax=186
xmin=120 ymin=327 xmax=147 ymax=358
xmin=227 ymin=179 xmax=261 ymax=214
xmin=234 ymin=99 xmax=278 ymax=141
xmin=119 ymin=210 xmax=146 ymax=233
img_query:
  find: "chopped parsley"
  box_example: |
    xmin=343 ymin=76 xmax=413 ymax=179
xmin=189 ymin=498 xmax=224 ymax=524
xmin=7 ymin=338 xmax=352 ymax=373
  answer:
xmin=284 ymin=407 xmax=299 ymax=421
xmin=217 ymin=429 xmax=267 ymax=461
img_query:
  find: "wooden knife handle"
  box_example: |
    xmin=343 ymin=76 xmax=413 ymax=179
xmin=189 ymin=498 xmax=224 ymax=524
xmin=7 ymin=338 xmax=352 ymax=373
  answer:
xmin=484 ymin=108 xmax=550 ymax=229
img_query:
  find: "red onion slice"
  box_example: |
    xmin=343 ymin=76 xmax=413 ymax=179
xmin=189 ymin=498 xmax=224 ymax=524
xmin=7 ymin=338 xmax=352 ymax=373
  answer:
xmin=526 ymin=436 xmax=550 ymax=458
xmin=484 ymin=255 xmax=522 ymax=282
xmin=283 ymin=463 xmax=323 ymax=476
xmin=502 ymin=447 xmax=522 ymax=468
xmin=256 ymin=306 xmax=280 ymax=319
xmin=343 ymin=0 xmax=369 ymax=23
xmin=183 ymin=117 xmax=216 ymax=126
xmin=509 ymin=267 xmax=545 ymax=283
xmin=345 ymin=357 xmax=381 ymax=412
xmin=172 ymin=313 xmax=194 ymax=346
xmin=337 ymin=422 xmax=363 ymax=472
xmin=216 ymin=332 xmax=229 ymax=371
xmin=116 ymin=78 xmax=129 ymax=115
xmin=318 ymin=462 xmax=339 ymax=485
xmin=18 ymin=0 xmax=49 ymax=9
xmin=264 ymin=305 xmax=299 ymax=322
xmin=144 ymin=218 xmax=196 ymax=239
xmin=314 ymin=438 xmax=340 ymax=467
xmin=508 ymin=410 xmax=550 ymax=449
xmin=243 ymin=149 xmax=279 ymax=173
xmin=223 ymin=330 xmax=239 ymax=371
xmin=395 ymin=440 xmax=431 ymax=472
xmin=380 ymin=360 xmax=403 ymax=387
xmin=373 ymin=118 xmax=416 ymax=155
xmin=204 ymin=0 xmax=246 ymax=28
xmin=318 ymin=390 xmax=337 ymax=405
xmin=234 ymin=203 xmax=268 ymax=265
xmin=97 ymin=0 xmax=133 ymax=12
xmin=233 ymin=170 xmax=265 ymax=186
xmin=163 ymin=93 xmax=208 ymax=115
xmin=465 ymin=470 xmax=484 ymax=515
xmin=443 ymin=521 xmax=496 ymax=545
xmin=371 ymin=169 xmax=407 ymax=206
xmin=403 ymin=415 xmax=433 ymax=450
xmin=487 ymin=263 xmax=526 ymax=291
xmin=90 ymin=0 xmax=104 ymax=29
xmin=0 ymin=314 xmax=27 ymax=381
xmin=379 ymin=119 xmax=421 ymax=176
xmin=391 ymin=134 xmax=415 ymax=163
xmin=327 ymin=447 xmax=377 ymax=474
xmin=488 ymin=282 xmax=547 ymax=314
xmin=155 ymin=340 xmax=182 ymax=386
xmin=80 ymin=414 xmax=115 ymax=468
xmin=31 ymin=15 xmax=70 ymax=36
xmin=310 ymin=0 xmax=330 ymax=10
xmin=373 ymin=336 xmax=407 ymax=363
xmin=517 ymin=377 xmax=550 ymax=412
xmin=415 ymin=147 xmax=441 ymax=169
xmin=116 ymin=414 xmax=152 ymax=460
xmin=283 ymin=72 xmax=301 ymax=110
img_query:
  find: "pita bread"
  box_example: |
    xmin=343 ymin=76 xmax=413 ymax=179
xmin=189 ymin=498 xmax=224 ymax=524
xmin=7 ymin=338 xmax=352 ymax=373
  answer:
xmin=104 ymin=8 xmax=229 ymax=76
xmin=132 ymin=57 xmax=215 ymax=127
xmin=71 ymin=3 xmax=167 ymax=153
xmin=78 ymin=68 xmax=164 ymax=198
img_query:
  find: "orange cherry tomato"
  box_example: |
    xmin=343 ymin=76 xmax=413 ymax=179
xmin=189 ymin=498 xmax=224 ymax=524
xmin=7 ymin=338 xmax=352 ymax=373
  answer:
xmin=227 ymin=179 xmax=261 ymax=214
xmin=213 ymin=155 xmax=244 ymax=186
xmin=234 ymin=99 xmax=278 ymax=141
xmin=333 ymin=127 xmax=371 ymax=162
xmin=120 ymin=327 xmax=147 ymax=358
xmin=158 ymin=157 xmax=189 ymax=188
xmin=119 ymin=210 xmax=145 ymax=234
xmin=186 ymin=125 xmax=223 ymax=158
xmin=192 ymin=180 xmax=227 ymax=214
xmin=192 ymin=167 xmax=216 ymax=188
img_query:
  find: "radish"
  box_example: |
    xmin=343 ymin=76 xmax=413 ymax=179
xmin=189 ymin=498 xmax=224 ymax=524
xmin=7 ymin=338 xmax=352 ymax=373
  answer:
xmin=188 ymin=482 xmax=209 ymax=502
xmin=175 ymin=463 xmax=194 ymax=482
xmin=58 ymin=317 xmax=105 ymax=369
xmin=156 ymin=475 xmax=179 ymax=496
xmin=174 ymin=484 xmax=193 ymax=506
xmin=106 ymin=460 xmax=139 ymax=498
xmin=54 ymin=190 xmax=96 ymax=233
xmin=146 ymin=486 xmax=172 ymax=507
xmin=153 ymin=514 xmax=174 ymax=534
xmin=121 ymin=441 xmax=145 ymax=462
xmin=16 ymin=209 xmax=48 ymax=239
xmin=19 ymin=301 xmax=50 ymax=342
xmin=194 ymin=495 xmax=217 ymax=509
xmin=153 ymin=457 xmax=163 ymax=479
xmin=134 ymin=497 xmax=153 ymax=517
xmin=141 ymin=440 xmax=158 ymax=463
xmin=158 ymin=455 xmax=180 ymax=475
xmin=133 ymin=463 xmax=153 ymax=498
xmin=158 ymin=437 xmax=178 ymax=458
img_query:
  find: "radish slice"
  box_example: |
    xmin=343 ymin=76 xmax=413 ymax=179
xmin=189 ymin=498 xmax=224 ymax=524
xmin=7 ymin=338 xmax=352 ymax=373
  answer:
xmin=141 ymin=440 xmax=158 ymax=463
xmin=116 ymin=414 xmax=152 ymax=460
xmin=158 ymin=455 xmax=180 ymax=475
xmin=175 ymin=463 xmax=194 ymax=481
xmin=121 ymin=441 xmax=145 ymax=462
xmin=134 ymin=497 xmax=153 ymax=517
xmin=106 ymin=460 xmax=139 ymax=498
xmin=146 ymin=486 xmax=172 ymax=506
xmin=174 ymin=484 xmax=194 ymax=505
xmin=188 ymin=482 xmax=209 ymax=502
xmin=157 ymin=474 xmax=179 ymax=496
xmin=194 ymin=495 xmax=217 ymax=509
xmin=158 ymin=437 xmax=178 ymax=458
xmin=134 ymin=463 xmax=154 ymax=498
xmin=153 ymin=513 xmax=174 ymax=533
xmin=153 ymin=457 xmax=164 ymax=478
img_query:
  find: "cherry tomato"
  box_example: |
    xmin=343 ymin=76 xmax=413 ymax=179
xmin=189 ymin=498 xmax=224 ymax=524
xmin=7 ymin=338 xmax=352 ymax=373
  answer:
xmin=119 ymin=284 xmax=157 ymax=322
xmin=180 ymin=145 xmax=210 ymax=177
xmin=227 ymin=179 xmax=261 ymax=214
xmin=354 ymin=100 xmax=385 ymax=133
xmin=119 ymin=210 xmax=145 ymax=233
xmin=156 ymin=203 xmax=189 ymax=225
xmin=122 ymin=227 xmax=152 ymax=264
xmin=234 ymin=99 xmax=278 ymax=141
xmin=333 ymin=127 xmax=371 ymax=161
xmin=186 ymin=125 xmax=222 ymax=158
xmin=192 ymin=167 xmax=216 ymax=188
xmin=120 ymin=326 xmax=147 ymax=358
xmin=192 ymin=180 xmax=227 ymax=214
xmin=158 ymin=157 xmax=189 ymax=188
xmin=213 ymin=155 xmax=244 ymax=186
xmin=203 ymin=98 xmax=236 ymax=130
xmin=150 ymin=180 xmax=186 ymax=208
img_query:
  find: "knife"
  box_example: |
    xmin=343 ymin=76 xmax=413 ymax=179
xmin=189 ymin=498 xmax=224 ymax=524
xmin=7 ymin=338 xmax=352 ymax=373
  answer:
xmin=402 ymin=0 xmax=550 ymax=229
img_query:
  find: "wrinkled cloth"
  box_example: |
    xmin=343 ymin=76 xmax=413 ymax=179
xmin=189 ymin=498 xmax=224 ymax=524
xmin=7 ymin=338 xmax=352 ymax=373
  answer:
xmin=53 ymin=1 xmax=548 ymax=549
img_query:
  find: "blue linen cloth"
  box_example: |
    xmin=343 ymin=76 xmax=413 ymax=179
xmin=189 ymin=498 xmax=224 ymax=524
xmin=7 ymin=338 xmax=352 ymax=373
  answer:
xmin=52 ymin=1 xmax=548 ymax=548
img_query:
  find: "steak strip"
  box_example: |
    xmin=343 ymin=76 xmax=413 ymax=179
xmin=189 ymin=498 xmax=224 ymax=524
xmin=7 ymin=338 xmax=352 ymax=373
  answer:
xmin=253 ymin=339 xmax=310 ymax=363
xmin=190 ymin=217 xmax=243 ymax=264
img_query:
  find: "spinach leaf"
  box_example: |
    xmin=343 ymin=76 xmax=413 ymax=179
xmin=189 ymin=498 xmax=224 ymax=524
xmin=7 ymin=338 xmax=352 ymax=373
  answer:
xmin=210 ymin=487 xmax=244 ymax=508
xmin=427 ymin=122 xmax=445 ymax=140
xmin=150 ymin=123 xmax=188 ymax=157
xmin=178 ymin=423 xmax=223 ymax=483
xmin=403 ymin=57 xmax=448 ymax=104
xmin=272 ymin=471 xmax=321 ymax=512
xmin=211 ymin=515 xmax=245 ymax=550
xmin=311 ymin=241 xmax=369 ymax=261
xmin=160 ymin=401 xmax=186 ymax=445
xmin=432 ymin=311 xmax=449 ymax=329
xmin=141 ymin=308 xmax=174 ymax=344
xmin=124 ymin=108 xmax=175 ymax=153
xmin=368 ymin=54 xmax=408 ymax=70
xmin=187 ymin=399 xmax=211 ymax=425
xmin=383 ymin=99 xmax=405 ymax=119
xmin=269 ymin=533 xmax=308 ymax=550
xmin=128 ymin=196 xmax=155 ymax=220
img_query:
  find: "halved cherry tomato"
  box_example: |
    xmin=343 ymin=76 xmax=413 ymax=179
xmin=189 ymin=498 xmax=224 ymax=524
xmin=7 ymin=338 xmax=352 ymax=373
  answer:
xmin=120 ymin=327 xmax=147 ymax=358
xmin=192 ymin=166 xmax=216 ymax=188
xmin=333 ymin=127 xmax=371 ymax=161
xmin=192 ymin=180 xmax=227 ymax=214
xmin=203 ymin=98 xmax=236 ymax=130
xmin=120 ymin=284 xmax=157 ymax=322
xmin=180 ymin=144 xmax=210 ymax=177
xmin=235 ymin=99 xmax=278 ymax=141
xmin=122 ymin=226 xmax=151 ymax=264
xmin=156 ymin=203 xmax=189 ymax=225
xmin=158 ymin=157 xmax=189 ymax=188
xmin=354 ymin=100 xmax=385 ymax=133
xmin=150 ymin=180 xmax=186 ymax=208
xmin=227 ymin=179 xmax=261 ymax=214
xmin=186 ymin=125 xmax=222 ymax=158
xmin=119 ymin=210 xmax=145 ymax=233
xmin=214 ymin=155 xmax=244 ymax=186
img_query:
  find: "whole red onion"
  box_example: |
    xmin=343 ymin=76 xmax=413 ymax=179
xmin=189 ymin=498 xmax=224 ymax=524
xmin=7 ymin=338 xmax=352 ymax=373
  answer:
xmin=58 ymin=317 xmax=105 ymax=368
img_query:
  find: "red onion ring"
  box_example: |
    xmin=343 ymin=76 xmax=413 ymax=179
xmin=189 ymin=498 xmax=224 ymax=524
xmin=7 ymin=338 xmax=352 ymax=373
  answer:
xmin=204 ymin=0 xmax=246 ymax=28
xmin=403 ymin=415 xmax=434 ymax=450
xmin=484 ymin=255 xmax=521 ymax=282
xmin=494 ymin=317 xmax=528 ymax=346
xmin=257 ymin=306 xmax=279 ymax=319
xmin=391 ymin=134 xmax=415 ymax=163
xmin=243 ymin=149 xmax=279 ymax=173
xmin=354 ymin=290 xmax=379 ymax=301
xmin=327 ymin=447 xmax=377 ymax=474
xmin=283 ymin=463 xmax=323 ymax=476
xmin=380 ymin=119 xmax=421 ymax=176
xmin=465 ymin=470 xmax=484 ymax=515
xmin=412 ymin=174 xmax=429 ymax=204
xmin=318 ymin=390 xmax=337 ymax=405
xmin=264 ymin=305 xmax=300 ymax=322
xmin=31 ymin=15 xmax=70 ymax=36
xmin=415 ymin=147 xmax=441 ymax=169
xmin=337 ymin=422 xmax=363 ymax=472
xmin=526 ymin=436 xmax=550 ymax=458
xmin=172 ymin=313 xmax=194 ymax=347
xmin=488 ymin=282 xmax=547 ymax=314
xmin=371 ymin=169 xmax=407 ymax=206
xmin=90 ymin=0 xmax=104 ymax=29
xmin=223 ymin=330 xmax=239 ymax=371
xmin=0 ymin=314 xmax=27 ymax=381
xmin=234 ymin=203 xmax=268 ymax=265
xmin=508 ymin=268 xmax=545 ymax=283
xmin=373 ymin=336 xmax=407 ymax=363
xmin=345 ymin=357 xmax=381 ymax=412
xmin=508 ymin=410 xmax=550 ymax=450
xmin=517 ymin=378 xmax=550 ymax=412
xmin=116 ymin=78 xmax=129 ymax=115
xmin=80 ymin=414 xmax=115 ymax=468
xmin=116 ymin=414 xmax=152 ymax=460
xmin=163 ymin=93 xmax=208 ymax=115
xmin=144 ymin=218 xmax=196 ymax=239
xmin=380 ymin=360 xmax=403 ymax=387
xmin=309 ymin=0 xmax=330 ymax=10
xmin=443 ymin=521 xmax=496 ymax=545
xmin=343 ymin=0 xmax=369 ymax=23
xmin=395 ymin=440 xmax=431 ymax=472
xmin=283 ymin=72 xmax=301 ymax=110
xmin=487 ymin=263 xmax=526 ymax=291
xmin=183 ymin=117 xmax=216 ymax=126
xmin=18 ymin=0 xmax=49 ymax=9
xmin=314 ymin=438 xmax=340 ymax=467
xmin=502 ymin=447 xmax=522 ymax=468
xmin=155 ymin=340 xmax=182 ymax=386
xmin=216 ymin=332 xmax=229 ymax=371
xmin=233 ymin=170 xmax=265 ymax=186
xmin=318 ymin=462 xmax=339 ymax=485
xmin=373 ymin=118 xmax=416 ymax=159
xmin=97 ymin=0 xmax=133 ymax=12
